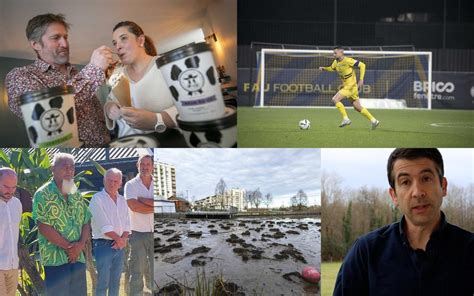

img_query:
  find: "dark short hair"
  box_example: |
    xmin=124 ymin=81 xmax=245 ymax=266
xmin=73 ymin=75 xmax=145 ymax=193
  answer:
xmin=113 ymin=21 xmax=157 ymax=56
xmin=333 ymin=46 xmax=344 ymax=50
xmin=387 ymin=148 xmax=444 ymax=189
xmin=26 ymin=13 xmax=70 ymax=43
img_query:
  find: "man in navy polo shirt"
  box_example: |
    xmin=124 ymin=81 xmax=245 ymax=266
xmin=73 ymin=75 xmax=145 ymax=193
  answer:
xmin=334 ymin=148 xmax=473 ymax=296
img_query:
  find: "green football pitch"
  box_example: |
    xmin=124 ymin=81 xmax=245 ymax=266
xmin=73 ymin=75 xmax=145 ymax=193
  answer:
xmin=237 ymin=107 xmax=474 ymax=147
xmin=321 ymin=261 xmax=342 ymax=296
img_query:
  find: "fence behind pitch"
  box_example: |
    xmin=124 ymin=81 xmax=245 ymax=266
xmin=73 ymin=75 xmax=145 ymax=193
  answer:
xmin=256 ymin=49 xmax=432 ymax=109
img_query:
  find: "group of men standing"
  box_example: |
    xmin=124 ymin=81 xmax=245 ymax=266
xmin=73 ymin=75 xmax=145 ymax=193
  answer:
xmin=0 ymin=152 xmax=154 ymax=296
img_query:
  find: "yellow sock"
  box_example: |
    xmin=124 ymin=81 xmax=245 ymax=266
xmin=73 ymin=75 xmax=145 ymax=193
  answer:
xmin=335 ymin=102 xmax=348 ymax=119
xmin=361 ymin=108 xmax=375 ymax=122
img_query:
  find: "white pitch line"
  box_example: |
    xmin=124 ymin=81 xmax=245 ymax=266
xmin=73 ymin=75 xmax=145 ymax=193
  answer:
xmin=430 ymin=122 xmax=474 ymax=129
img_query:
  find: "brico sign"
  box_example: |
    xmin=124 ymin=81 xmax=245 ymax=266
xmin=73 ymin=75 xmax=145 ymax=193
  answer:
xmin=414 ymin=81 xmax=455 ymax=93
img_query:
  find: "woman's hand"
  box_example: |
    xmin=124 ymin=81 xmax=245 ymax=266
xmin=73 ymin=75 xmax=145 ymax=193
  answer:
xmin=121 ymin=107 xmax=157 ymax=130
xmin=106 ymin=102 xmax=122 ymax=120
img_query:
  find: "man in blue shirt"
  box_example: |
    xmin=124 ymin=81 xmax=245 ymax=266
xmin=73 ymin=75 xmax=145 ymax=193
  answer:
xmin=334 ymin=148 xmax=473 ymax=296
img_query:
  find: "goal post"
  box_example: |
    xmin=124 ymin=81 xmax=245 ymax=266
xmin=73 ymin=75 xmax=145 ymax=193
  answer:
xmin=256 ymin=49 xmax=432 ymax=109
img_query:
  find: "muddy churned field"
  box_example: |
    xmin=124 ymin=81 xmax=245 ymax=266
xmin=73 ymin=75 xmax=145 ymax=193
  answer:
xmin=154 ymin=217 xmax=321 ymax=296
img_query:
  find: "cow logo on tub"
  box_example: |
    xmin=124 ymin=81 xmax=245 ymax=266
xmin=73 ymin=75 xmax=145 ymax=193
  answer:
xmin=180 ymin=69 xmax=204 ymax=94
xmin=28 ymin=96 xmax=75 ymax=144
xmin=169 ymin=55 xmax=217 ymax=99
xmin=41 ymin=109 xmax=64 ymax=135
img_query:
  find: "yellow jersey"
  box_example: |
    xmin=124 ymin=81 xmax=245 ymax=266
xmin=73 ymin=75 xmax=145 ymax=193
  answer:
xmin=323 ymin=57 xmax=366 ymax=88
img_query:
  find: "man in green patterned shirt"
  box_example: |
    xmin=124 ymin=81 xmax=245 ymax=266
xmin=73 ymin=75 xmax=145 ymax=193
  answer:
xmin=33 ymin=153 xmax=91 ymax=296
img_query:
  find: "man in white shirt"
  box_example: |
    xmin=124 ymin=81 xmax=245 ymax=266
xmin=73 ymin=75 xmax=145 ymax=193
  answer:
xmin=0 ymin=168 xmax=22 ymax=296
xmin=124 ymin=155 xmax=154 ymax=295
xmin=89 ymin=168 xmax=131 ymax=296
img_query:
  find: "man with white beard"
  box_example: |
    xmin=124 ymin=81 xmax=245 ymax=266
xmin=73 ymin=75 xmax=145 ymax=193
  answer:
xmin=33 ymin=153 xmax=91 ymax=296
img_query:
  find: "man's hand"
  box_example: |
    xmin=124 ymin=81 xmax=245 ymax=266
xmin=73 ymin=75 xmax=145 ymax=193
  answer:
xmin=38 ymin=222 xmax=73 ymax=251
xmin=66 ymin=241 xmax=84 ymax=263
xmin=357 ymin=79 xmax=364 ymax=91
xmin=90 ymin=46 xmax=116 ymax=71
xmin=112 ymin=237 xmax=127 ymax=250
xmin=138 ymin=197 xmax=154 ymax=207
xmin=127 ymin=199 xmax=154 ymax=214
xmin=318 ymin=67 xmax=324 ymax=71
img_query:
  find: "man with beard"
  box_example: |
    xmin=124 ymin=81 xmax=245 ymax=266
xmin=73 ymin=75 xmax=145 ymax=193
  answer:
xmin=0 ymin=168 xmax=22 ymax=296
xmin=6 ymin=13 xmax=113 ymax=146
xmin=333 ymin=149 xmax=473 ymax=296
xmin=33 ymin=153 xmax=91 ymax=296
xmin=124 ymin=154 xmax=154 ymax=295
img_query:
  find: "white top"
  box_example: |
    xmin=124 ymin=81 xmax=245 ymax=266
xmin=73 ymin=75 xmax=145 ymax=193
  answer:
xmin=124 ymin=175 xmax=154 ymax=232
xmin=0 ymin=197 xmax=22 ymax=270
xmin=106 ymin=56 xmax=178 ymax=137
xmin=89 ymin=189 xmax=131 ymax=240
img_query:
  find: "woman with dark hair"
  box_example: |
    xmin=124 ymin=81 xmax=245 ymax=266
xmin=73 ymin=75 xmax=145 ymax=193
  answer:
xmin=105 ymin=21 xmax=176 ymax=137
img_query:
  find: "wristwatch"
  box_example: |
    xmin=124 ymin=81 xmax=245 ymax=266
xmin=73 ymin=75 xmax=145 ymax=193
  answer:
xmin=154 ymin=113 xmax=167 ymax=133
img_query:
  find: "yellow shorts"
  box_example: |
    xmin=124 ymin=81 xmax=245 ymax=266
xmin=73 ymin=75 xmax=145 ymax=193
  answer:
xmin=338 ymin=84 xmax=359 ymax=101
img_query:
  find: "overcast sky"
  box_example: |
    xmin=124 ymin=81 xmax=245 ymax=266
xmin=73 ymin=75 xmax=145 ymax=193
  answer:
xmin=322 ymin=148 xmax=473 ymax=190
xmin=155 ymin=149 xmax=321 ymax=207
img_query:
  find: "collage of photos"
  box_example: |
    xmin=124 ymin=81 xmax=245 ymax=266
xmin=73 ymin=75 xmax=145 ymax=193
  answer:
xmin=0 ymin=0 xmax=472 ymax=296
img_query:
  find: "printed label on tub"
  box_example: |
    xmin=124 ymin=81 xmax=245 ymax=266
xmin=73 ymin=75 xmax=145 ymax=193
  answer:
xmin=181 ymin=95 xmax=217 ymax=106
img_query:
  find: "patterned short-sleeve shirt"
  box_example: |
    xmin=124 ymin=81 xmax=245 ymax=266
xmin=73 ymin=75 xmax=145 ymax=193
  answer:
xmin=33 ymin=181 xmax=91 ymax=266
xmin=5 ymin=58 xmax=111 ymax=147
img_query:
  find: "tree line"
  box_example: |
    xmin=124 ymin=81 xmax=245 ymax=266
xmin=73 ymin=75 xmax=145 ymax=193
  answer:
xmin=322 ymin=172 xmax=474 ymax=262
xmin=205 ymin=178 xmax=312 ymax=210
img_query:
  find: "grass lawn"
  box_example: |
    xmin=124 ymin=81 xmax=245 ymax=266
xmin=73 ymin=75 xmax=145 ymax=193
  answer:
xmin=237 ymin=107 xmax=474 ymax=147
xmin=321 ymin=261 xmax=342 ymax=296
xmin=86 ymin=271 xmax=127 ymax=295
xmin=86 ymin=271 xmax=153 ymax=295
xmin=16 ymin=271 xmax=131 ymax=296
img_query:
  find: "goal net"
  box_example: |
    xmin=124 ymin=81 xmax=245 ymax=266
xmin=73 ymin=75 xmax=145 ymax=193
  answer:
xmin=255 ymin=49 xmax=432 ymax=109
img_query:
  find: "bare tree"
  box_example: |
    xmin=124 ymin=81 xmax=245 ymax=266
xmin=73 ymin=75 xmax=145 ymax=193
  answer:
xmin=443 ymin=183 xmax=474 ymax=231
xmin=321 ymin=172 xmax=346 ymax=261
xmin=321 ymin=171 xmax=344 ymax=204
xmin=245 ymin=189 xmax=254 ymax=209
xmin=263 ymin=193 xmax=273 ymax=209
xmin=290 ymin=195 xmax=297 ymax=207
xmin=293 ymin=189 xmax=308 ymax=210
xmin=215 ymin=178 xmax=227 ymax=209
xmin=252 ymin=188 xmax=262 ymax=209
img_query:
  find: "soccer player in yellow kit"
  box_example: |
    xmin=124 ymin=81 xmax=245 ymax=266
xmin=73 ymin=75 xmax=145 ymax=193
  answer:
xmin=319 ymin=46 xmax=380 ymax=129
